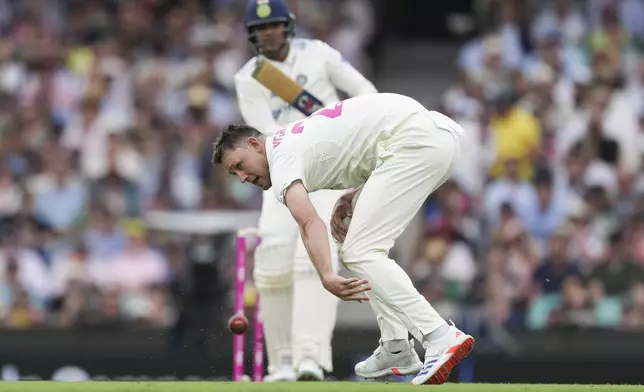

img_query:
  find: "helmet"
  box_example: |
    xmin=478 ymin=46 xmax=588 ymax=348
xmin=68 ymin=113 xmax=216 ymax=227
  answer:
xmin=244 ymin=0 xmax=296 ymax=44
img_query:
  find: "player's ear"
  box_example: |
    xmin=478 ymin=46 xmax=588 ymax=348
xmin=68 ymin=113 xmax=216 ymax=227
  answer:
xmin=247 ymin=136 xmax=263 ymax=152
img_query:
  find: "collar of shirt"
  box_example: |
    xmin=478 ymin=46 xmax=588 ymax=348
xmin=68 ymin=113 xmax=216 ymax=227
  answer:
xmin=267 ymin=44 xmax=297 ymax=67
xmin=265 ymin=136 xmax=275 ymax=165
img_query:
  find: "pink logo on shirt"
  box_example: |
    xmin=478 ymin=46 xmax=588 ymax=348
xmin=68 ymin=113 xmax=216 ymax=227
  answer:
xmin=272 ymin=101 xmax=345 ymax=148
xmin=272 ymin=127 xmax=287 ymax=148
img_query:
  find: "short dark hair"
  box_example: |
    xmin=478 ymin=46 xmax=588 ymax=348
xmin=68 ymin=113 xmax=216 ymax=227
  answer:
xmin=533 ymin=166 xmax=553 ymax=186
xmin=212 ymin=124 xmax=262 ymax=165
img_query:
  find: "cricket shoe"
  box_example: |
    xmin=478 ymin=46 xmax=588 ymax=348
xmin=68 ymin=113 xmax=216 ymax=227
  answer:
xmin=411 ymin=324 xmax=475 ymax=385
xmin=296 ymin=358 xmax=324 ymax=381
xmin=263 ymin=366 xmax=296 ymax=382
xmin=355 ymin=339 xmax=423 ymax=379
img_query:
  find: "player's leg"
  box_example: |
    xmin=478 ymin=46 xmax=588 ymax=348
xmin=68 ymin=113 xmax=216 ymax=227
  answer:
xmin=253 ymin=190 xmax=298 ymax=381
xmin=340 ymin=117 xmax=474 ymax=384
xmin=291 ymin=189 xmax=342 ymax=380
xmin=348 ymin=189 xmax=423 ymax=379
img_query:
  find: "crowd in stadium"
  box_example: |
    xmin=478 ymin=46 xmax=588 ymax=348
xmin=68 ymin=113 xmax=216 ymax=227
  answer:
xmin=1 ymin=0 xmax=644 ymax=334
xmin=427 ymin=0 xmax=644 ymax=331
xmin=0 ymin=0 xmax=374 ymax=329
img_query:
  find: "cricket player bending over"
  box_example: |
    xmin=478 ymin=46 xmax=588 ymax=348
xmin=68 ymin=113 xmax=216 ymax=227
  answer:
xmin=234 ymin=0 xmax=378 ymax=382
xmin=213 ymin=93 xmax=475 ymax=385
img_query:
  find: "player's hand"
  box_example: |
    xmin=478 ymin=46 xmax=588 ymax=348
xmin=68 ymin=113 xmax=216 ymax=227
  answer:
xmin=331 ymin=197 xmax=352 ymax=243
xmin=321 ymin=275 xmax=371 ymax=302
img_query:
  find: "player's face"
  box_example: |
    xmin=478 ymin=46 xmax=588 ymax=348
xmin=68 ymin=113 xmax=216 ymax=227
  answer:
xmin=222 ymin=138 xmax=271 ymax=190
xmin=254 ymin=22 xmax=287 ymax=56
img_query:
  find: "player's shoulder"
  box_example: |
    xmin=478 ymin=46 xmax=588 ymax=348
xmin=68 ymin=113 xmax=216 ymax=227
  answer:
xmin=234 ymin=57 xmax=260 ymax=84
xmin=290 ymin=38 xmax=332 ymax=54
xmin=270 ymin=122 xmax=302 ymax=151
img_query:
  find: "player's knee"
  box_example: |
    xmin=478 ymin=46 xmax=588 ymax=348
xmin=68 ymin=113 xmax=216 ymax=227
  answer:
xmin=253 ymin=243 xmax=294 ymax=290
xmin=253 ymin=270 xmax=292 ymax=290
xmin=340 ymin=245 xmax=387 ymax=265
xmin=293 ymin=243 xmax=340 ymax=278
xmin=254 ymin=241 xmax=294 ymax=267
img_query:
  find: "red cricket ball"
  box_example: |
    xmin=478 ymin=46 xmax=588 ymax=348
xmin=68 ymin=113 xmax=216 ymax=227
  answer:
xmin=228 ymin=313 xmax=248 ymax=335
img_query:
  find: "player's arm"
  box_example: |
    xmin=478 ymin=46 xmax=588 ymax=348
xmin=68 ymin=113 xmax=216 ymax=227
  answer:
xmin=234 ymin=73 xmax=281 ymax=134
xmin=321 ymin=41 xmax=378 ymax=97
xmin=284 ymin=182 xmax=335 ymax=278
xmin=284 ymin=182 xmax=370 ymax=302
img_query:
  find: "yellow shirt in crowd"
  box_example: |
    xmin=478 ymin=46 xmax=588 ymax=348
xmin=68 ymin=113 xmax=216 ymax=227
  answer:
xmin=489 ymin=108 xmax=541 ymax=180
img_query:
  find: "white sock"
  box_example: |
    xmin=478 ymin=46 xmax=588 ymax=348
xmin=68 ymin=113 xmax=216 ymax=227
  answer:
xmin=421 ymin=322 xmax=450 ymax=350
xmin=383 ymin=339 xmax=409 ymax=353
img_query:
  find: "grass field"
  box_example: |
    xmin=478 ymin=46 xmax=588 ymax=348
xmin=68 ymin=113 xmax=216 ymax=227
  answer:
xmin=0 ymin=383 xmax=641 ymax=392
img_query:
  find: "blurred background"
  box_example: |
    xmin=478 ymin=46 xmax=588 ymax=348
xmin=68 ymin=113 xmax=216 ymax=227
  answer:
xmin=0 ymin=0 xmax=644 ymax=384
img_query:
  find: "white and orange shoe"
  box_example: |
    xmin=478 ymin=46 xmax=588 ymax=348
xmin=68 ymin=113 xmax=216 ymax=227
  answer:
xmin=411 ymin=324 xmax=475 ymax=385
xmin=355 ymin=339 xmax=423 ymax=379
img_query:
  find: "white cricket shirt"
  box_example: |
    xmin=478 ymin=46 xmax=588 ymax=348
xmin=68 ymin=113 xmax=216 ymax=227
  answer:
xmin=266 ymin=93 xmax=463 ymax=204
xmin=234 ymin=38 xmax=377 ymax=134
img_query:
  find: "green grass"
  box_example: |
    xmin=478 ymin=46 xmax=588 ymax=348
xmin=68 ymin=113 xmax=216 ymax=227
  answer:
xmin=0 ymin=382 xmax=641 ymax=392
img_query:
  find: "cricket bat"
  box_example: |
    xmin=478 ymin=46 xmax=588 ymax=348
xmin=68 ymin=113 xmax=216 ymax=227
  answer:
xmin=252 ymin=57 xmax=325 ymax=116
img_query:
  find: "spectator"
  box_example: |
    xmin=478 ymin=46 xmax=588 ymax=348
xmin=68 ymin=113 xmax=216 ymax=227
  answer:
xmin=29 ymin=148 xmax=86 ymax=232
xmin=410 ymin=225 xmax=477 ymax=320
xmin=129 ymin=101 xmax=168 ymax=206
xmin=0 ymin=168 xmax=23 ymax=217
xmin=484 ymin=218 xmax=538 ymax=326
xmin=590 ymin=230 xmax=644 ymax=299
xmin=523 ymin=31 xmax=589 ymax=91
xmin=584 ymin=185 xmax=619 ymax=242
xmin=49 ymin=243 xmax=100 ymax=327
xmin=533 ymin=224 xmax=581 ymax=295
xmin=532 ymin=0 xmax=587 ymax=47
xmin=0 ymin=221 xmax=50 ymax=325
xmin=487 ymin=89 xmax=541 ymax=181
xmin=442 ymin=71 xmax=486 ymax=122
xmin=587 ymin=5 xmax=632 ymax=75
xmin=425 ymin=180 xmax=476 ymax=240
xmin=459 ymin=29 xmax=521 ymax=79
xmin=622 ymin=283 xmax=644 ymax=330
xmin=105 ymin=219 xmax=172 ymax=327
xmin=567 ymin=198 xmax=608 ymax=268
xmin=519 ymin=168 xmax=568 ymax=246
xmin=483 ymin=159 xmax=535 ymax=229
xmin=548 ymin=275 xmax=596 ymax=328
xmin=89 ymin=171 xmax=140 ymax=218
xmin=83 ymin=204 xmax=126 ymax=260
xmin=84 ymin=127 xmax=143 ymax=184
xmin=0 ymin=36 xmax=25 ymax=94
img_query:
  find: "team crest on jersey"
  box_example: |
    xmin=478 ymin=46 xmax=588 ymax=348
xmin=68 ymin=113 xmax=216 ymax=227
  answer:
xmin=296 ymin=74 xmax=308 ymax=86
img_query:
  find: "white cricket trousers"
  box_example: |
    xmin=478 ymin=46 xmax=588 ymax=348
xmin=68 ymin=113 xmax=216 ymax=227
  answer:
xmin=254 ymin=185 xmax=343 ymax=373
xmin=339 ymin=111 xmax=464 ymax=344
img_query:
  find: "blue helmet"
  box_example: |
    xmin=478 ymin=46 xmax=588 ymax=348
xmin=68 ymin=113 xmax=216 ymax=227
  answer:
xmin=244 ymin=0 xmax=296 ymax=43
